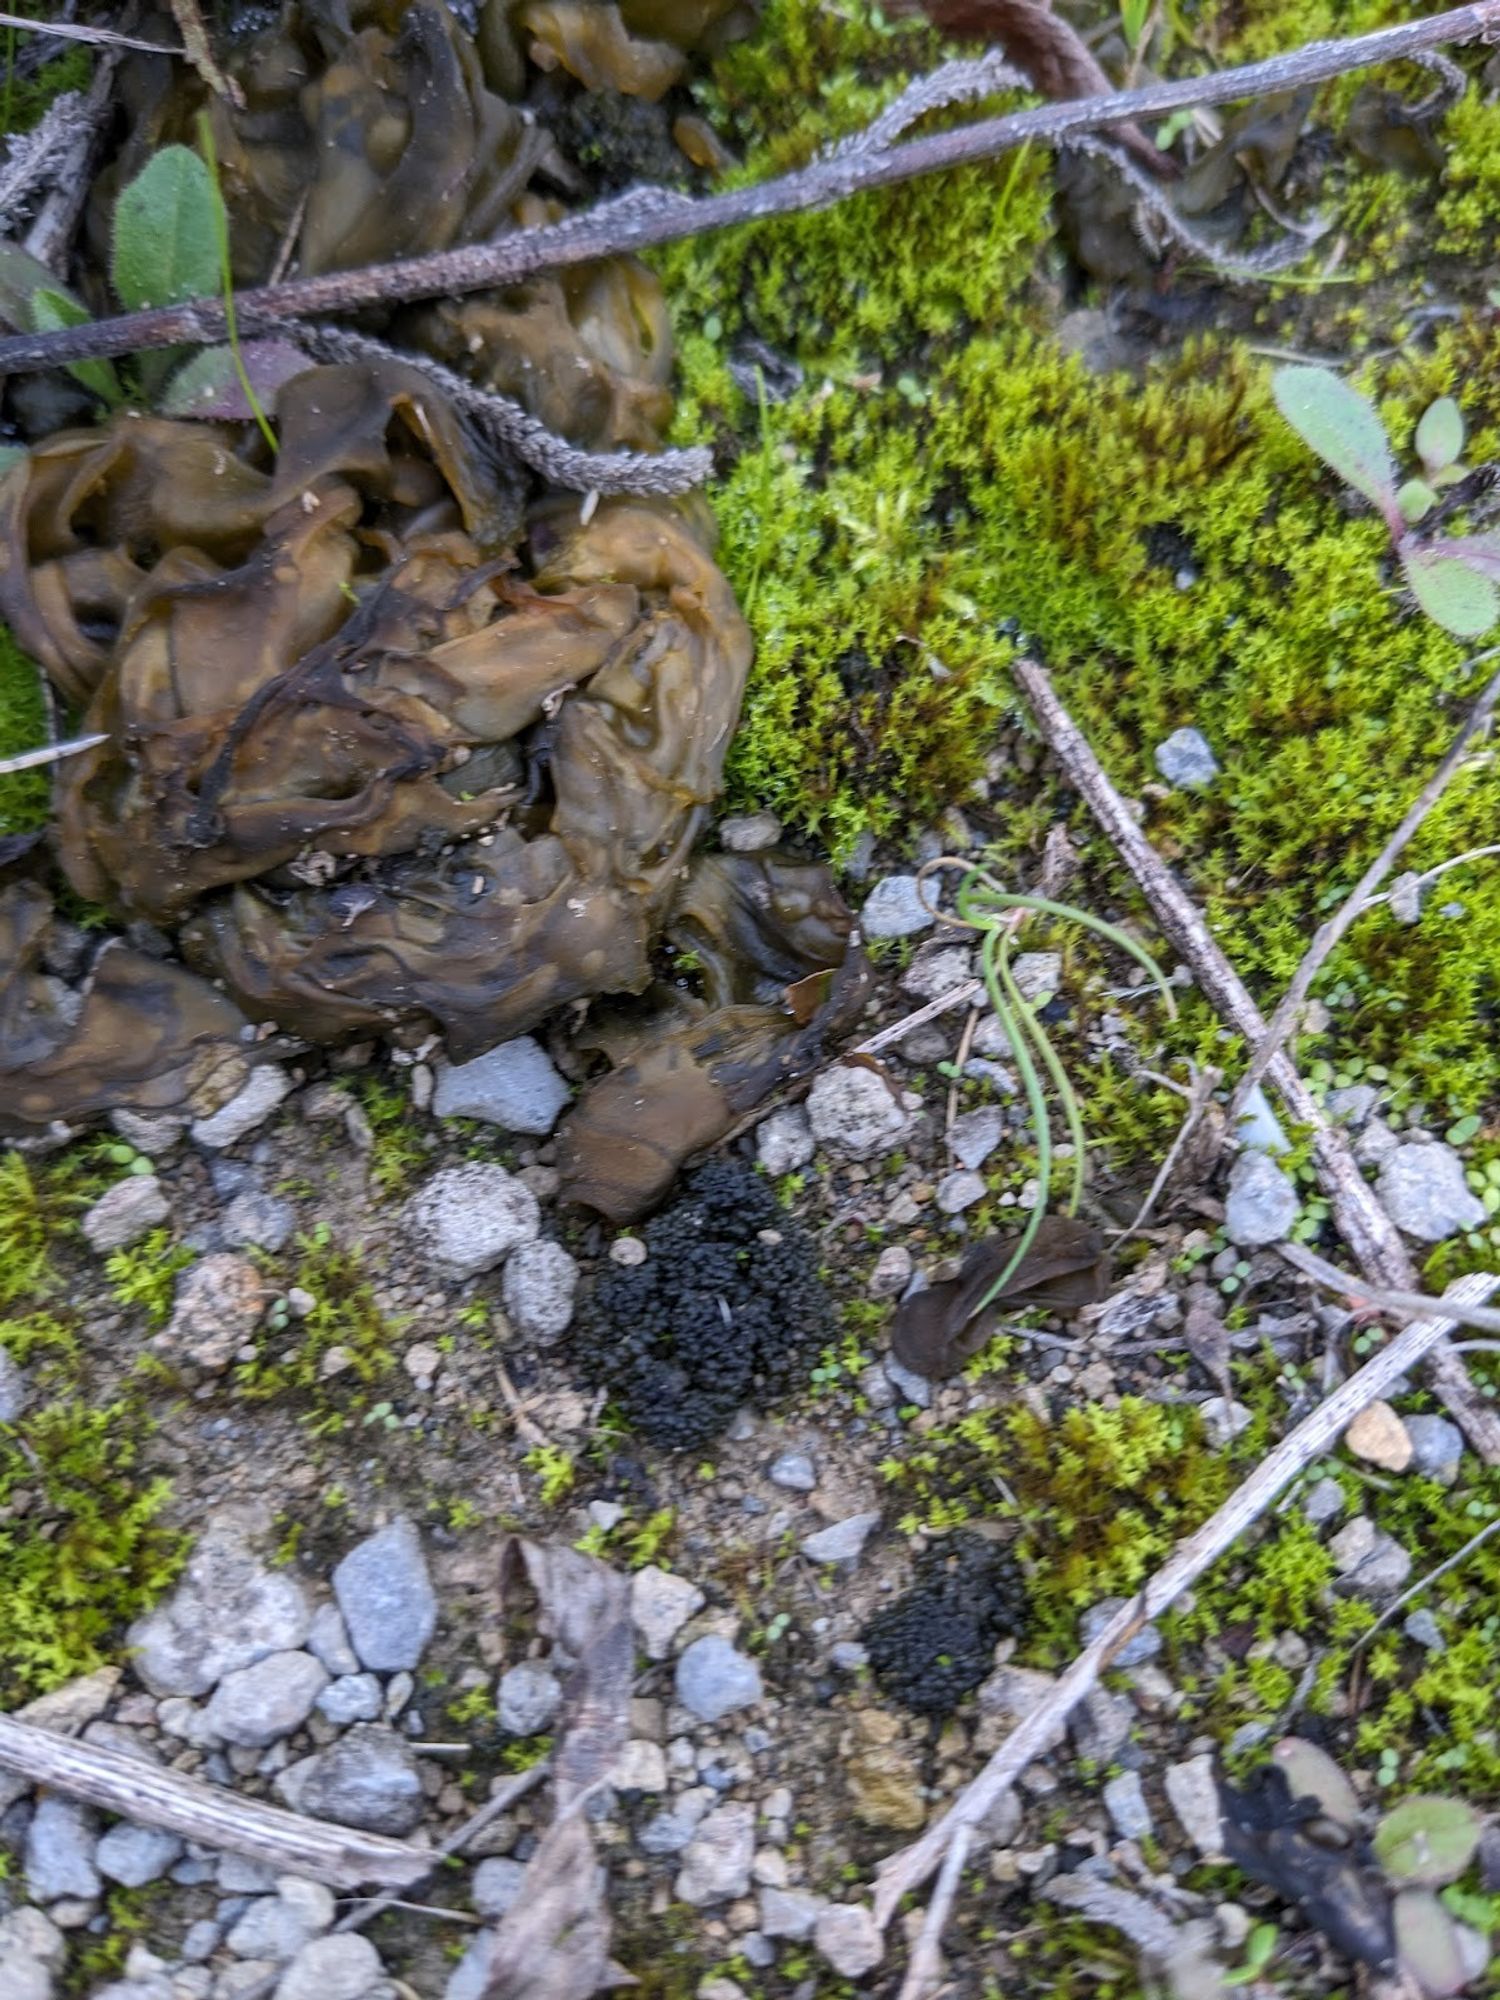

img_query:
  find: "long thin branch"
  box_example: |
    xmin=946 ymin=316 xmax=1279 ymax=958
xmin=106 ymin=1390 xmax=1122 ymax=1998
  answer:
xmin=0 ymin=1715 xmax=433 ymax=1890
xmin=875 ymin=1267 xmax=1500 ymax=1960
xmin=1 ymin=1 xmax=1498 ymax=374
xmin=1279 ymin=1238 xmax=1500 ymax=1338
xmin=0 ymin=11 xmax=184 ymax=54
xmin=1232 ymin=648 xmax=1500 ymax=1116
xmin=1008 ymin=654 xmax=1500 ymax=1464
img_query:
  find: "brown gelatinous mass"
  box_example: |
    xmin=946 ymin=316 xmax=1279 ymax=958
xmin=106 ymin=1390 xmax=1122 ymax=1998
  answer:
xmin=890 ymin=1215 xmax=1110 ymax=1377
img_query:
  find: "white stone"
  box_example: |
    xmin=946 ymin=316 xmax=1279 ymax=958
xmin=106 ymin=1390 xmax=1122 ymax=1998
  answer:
xmin=936 ymin=1169 xmax=986 ymax=1214
xmin=501 ymin=1239 xmax=578 ymax=1344
xmin=719 ymin=812 xmax=782 ymax=852
xmin=612 ymin=1739 xmax=668 ymax=1792
xmin=631 ymin=1567 xmax=705 ymax=1660
xmin=82 ymin=1176 xmax=169 ymax=1254
xmin=813 ymin=1903 xmax=884 ymax=1979
xmin=674 ymin=1802 xmax=755 ymax=1905
xmin=859 ymin=875 xmax=935 ymax=940
xmin=272 ymin=1933 xmax=382 ymax=2000
xmin=1376 ymin=1142 xmax=1486 ymax=1242
xmin=1164 ymin=1753 xmax=1224 ymax=1857
xmin=191 ymin=1067 xmax=291 ymax=1149
xmin=406 ymin=1164 xmax=540 ymax=1279
xmin=1224 ymin=1151 xmax=1300 ymax=1248
xmin=799 ymin=1510 xmax=881 ymax=1564
xmin=432 ymin=1037 xmax=570 ymax=1135
xmin=1154 ymin=727 xmax=1220 ymax=790
xmin=806 ymin=1066 xmax=907 ymax=1160
xmin=754 ymin=1106 xmax=815 ymax=1177
xmin=204 ymin=1652 xmax=328 ymax=1748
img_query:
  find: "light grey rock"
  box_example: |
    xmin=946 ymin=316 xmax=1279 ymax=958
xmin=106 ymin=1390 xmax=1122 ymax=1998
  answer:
xmin=1303 ymin=1476 xmax=1346 ymax=1525
xmin=433 ymin=1038 xmax=570 ymax=1135
xmin=0 ymin=1908 xmax=64 ymax=2000
xmin=96 ymin=1824 xmax=183 ymax=1888
xmin=332 ymin=1518 xmax=437 ymax=1672
xmin=501 ymin=1239 xmax=578 ymax=1345
xmin=1103 ymin=1771 xmax=1153 ymax=1841
xmin=219 ymin=1857 xmax=278 ymax=1894
xmin=977 ymin=1665 xmax=1065 ymax=1754
xmin=869 ymin=1244 xmax=912 ymax=1298
xmin=0 ymin=1348 xmax=27 ymax=1423
xmin=191 ymin=1068 xmax=291 ymax=1150
xmin=1405 ymin=1608 xmax=1445 ymax=1651
xmin=1224 ymin=1151 xmax=1300 ymax=1248
xmin=1327 ymin=1084 xmax=1379 ymax=1129
xmin=768 ymin=1451 xmax=816 ymax=1492
xmin=471 ymin=1858 xmax=527 ymax=1920
xmin=205 ymin=1652 xmax=328 ymax=1749
xmin=1330 ymin=1516 xmax=1412 ymax=1598
xmin=758 ymin=1886 xmax=823 ymax=1940
xmin=637 ymin=1788 xmax=714 ymax=1855
xmin=859 ymin=875 xmax=934 ymax=941
xmin=935 ymin=1169 xmax=986 ymax=1214
xmin=1163 ymin=1754 xmax=1224 ymax=1857
xmin=444 ymin=1932 xmax=496 ymax=2000
xmin=900 ymin=946 xmax=974 ymax=1001
xmin=1200 ymin=1397 xmax=1253 ymax=1447
xmin=316 ymin=1675 xmax=383 ymax=1725
xmin=406 ymin=1164 xmax=540 ymax=1279
xmin=1376 ymin=1142 xmax=1486 ymax=1242
xmin=947 ymin=1106 xmax=1005 ymax=1171
xmin=884 ymin=1354 xmax=932 ymax=1409
xmin=271 ymin=1934 xmax=382 ymax=2000
xmin=805 ymin=1066 xmax=907 ymax=1159
xmin=1010 ymin=952 xmax=1062 ymax=1002
xmin=220 ymin=1192 xmax=296 ymax=1255
xmin=156 ymin=1254 xmax=266 ymax=1375
xmin=814 ymin=1903 xmax=884 ymax=1979
xmin=675 ymin=1636 xmax=763 ymax=1723
xmin=754 ymin=1106 xmax=815 ymax=1177
xmin=1405 ymin=1414 xmax=1464 ymax=1477
xmin=25 ymin=1797 xmax=100 ymax=1901
xmin=110 ymin=1109 xmax=184 ymax=1156
xmin=82 ymin=1176 xmax=169 ymax=1255
xmin=1154 ymin=726 xmax=1220 ymax=790
xmin=128 ymin=1526 xmax=311 ymax=1698
xmin=1232 ymin=1084 xmax=1289 ymax=1157
xmin=800 ymin=1510 xmax=880 ymax=1565
xmin=226 ymin=1880 xmax=334 ymax=1962
xmin=217 ymin=1963 xmax=278 ymax=1998
xmin=612 ymin=1739 xmax=668 ymax=1792
xmin=674 ymin=1802 xmax=755 ymax=1905
xmin=1080 ymin=1599 xmax=1161 ymax=1667
xmin=278 ymin=1725 xmax=425 ymax=1836
xmin=306 ymin=1605 xmax=359 ymax=1679
xmin=1070 ymin=1686 xmax=1133 ymax=1763
xmin=1354 ymin=1119 xmax=1400 ymax=1167
xmin=630 ymin=1566 xmax=705 ymax=1661
xmin=497 ymin=1662 xmax=561 ymax=1737
xmin=719 ymin=812 xmax=782 ymax=853
xmin=91 ymin=1980 xmax=174 ymax=2000
xmin=830 ymin=1641 xmax=869 ymax=1672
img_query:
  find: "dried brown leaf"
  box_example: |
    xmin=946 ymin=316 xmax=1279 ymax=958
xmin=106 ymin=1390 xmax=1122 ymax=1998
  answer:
xmin=891 ymin=1214 xmax=1110 ymax=1377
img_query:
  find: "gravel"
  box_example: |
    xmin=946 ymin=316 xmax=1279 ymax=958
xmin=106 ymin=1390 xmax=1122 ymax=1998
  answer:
xmin=191 ymin=1067 xmax=291 ymax=1149
xmin=859 ymin=875 xmax=935 ymax=940
xmin=204 ymin=1651 xmax=328 ymax=1749
xmin=900 ymin=945 xmax=974 ymax=1000
xmin=0 ymin=1348 xmax=28 ymax=1423
xmin=501 ymin=1238 xmax=579 ymax=1343
xmin=271 ymin=1934 xmax=382 ymax=2000
xmin=946 ymin=1106 xmax=1005 ymax=1170
xmin=935 ymin=1168 xmax=986 ymax=1214
xmin=497 ymin=1662 xmax=562 ymax=1736
xmin=82 ymin=1176 xmax=170 ymax=1254
xmin=631 ymin=1567 xmax=705 ymax=1660
xmin=1330 ymin=1515 xmax=1413 ymax=1597
xmin=814 ymin=1903 xmax=884 ymax=1978
xmin=718 ymin=811 xmax=782 ymax=852
xmin=1103 ymin=1771 xmax=1154 ymax=1840
xmin=315 ymin=1674 xmax=383 ymax=1725
xmin=805 ymin=1065 xmax=908 ymax=1159
xmin=800 ymin=1510 xmax=881 ymax=1564
xmin=306 ymin=1606 xmax=359 ymax=1678
xmin=758 ymin=1886 xmax=823 ymax=1940
xmin=432 ymin=1037 xmax=571 ymax=1134
xmin=221 ymin=1191 xmax=296 ymax=1254
xmin=405 ymin=1164 xmax=541 ymax=1279
xmin=674 ymin=1801 xmax=755 ymax=1905
xmin=471 ymin=1857 xmax=527 ymax=1920
xmin=1405 ymin=1414 xmax=1464 ymax=1477
xmin=1080 ymin=1599 xmax=1161 ymax=1667
xmin=156 ymin=1254 xmax=266 ymax=1375
xmin=1376 ymin=1142 xmax=1486 ymax=1241
xmin=95 ymin=1824 xmax=184 ymax=1889
xmin=1163 ymin=1754 xmax=1224 ymax=1857
xmin=1154 ymin=726 xmax=1220 ymax=789
xmin=278 ymin=1725 xmax=425 ymax=1836
xmin=768 ymin=1451 xmax=817 ymax=1492
xmin=25 ymin=1797 xmax=101 ymax=1902
xmin=1223 ymin=1150 xmax=1301 ymax=1248
xmin=332 ymin=1517 xmax=438 ymax=1672
xmin=754 ymin=1106 xmax=816 ymax=1176
xmin=675 ymin=1636 xmax=763 ymax=1723
xmin=128 ymin=1524 xmax=311 ymax=1697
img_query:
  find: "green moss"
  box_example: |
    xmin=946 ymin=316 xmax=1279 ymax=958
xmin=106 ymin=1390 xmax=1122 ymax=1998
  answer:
xmin=233 ymin=1229 xmax=397 ymax=1423
xmin=1 ymin=42 xmax=91 ymax=138
xmin=0 ymin=1379 xmax=185 ymax=1705
xmin=105 ymin=1227 xmax=194 ymax=1328
xmin=0 ymin=625 xmax=49 ymax=833
xmin=0 ymin=1150 xmax=53 ymax=1306
xmin=1434 ymin=92 xmax=1500 ymax=255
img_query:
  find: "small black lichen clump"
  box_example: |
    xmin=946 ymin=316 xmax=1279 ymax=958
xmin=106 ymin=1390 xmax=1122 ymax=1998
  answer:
xmin=863 ymin=1535 xmax=1028 ymax=1717
xmin=575 ymin=1159 xmax=834 ymax=1451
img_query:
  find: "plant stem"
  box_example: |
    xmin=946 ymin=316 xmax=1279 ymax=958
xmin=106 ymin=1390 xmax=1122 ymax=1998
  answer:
xmin=196 ymin=110 xmax=277 ymax=456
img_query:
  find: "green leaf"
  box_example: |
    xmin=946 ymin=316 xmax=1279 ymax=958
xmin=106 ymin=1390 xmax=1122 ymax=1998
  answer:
xmin=1375 ymin=1797 xmax=1483 ymax=1888
xmin=30 ymin=289 xmax=123 ymax=406
xmin=111 ymin=144 xmax=220 ymax=311
xmin=1272 ymin=365 xmax=1399 ymax=525
xmin=1393 ymin=1887 xmax=1468 ymax=1997
xmin=1415 ymin=397 xmax=1464 ymax=475
xmin=1403 ymin=548 xmax=1500 ymax=638
xmin=1397 ymin=478 xmax=1438 ymax=526
xmin=1446 ymin=1114 xmax=1482 ymax=1146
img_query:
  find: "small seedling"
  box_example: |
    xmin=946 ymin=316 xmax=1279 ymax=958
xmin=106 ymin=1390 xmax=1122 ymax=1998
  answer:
xmin=1273 ymin=367 xmax=1500 ymax=638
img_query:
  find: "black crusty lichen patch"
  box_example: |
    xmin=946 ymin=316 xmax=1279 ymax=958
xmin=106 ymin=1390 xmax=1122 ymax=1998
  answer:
xmin=573 ymin=1158 xmax=834 ymax=1451
xmin=863 ymin=1534 xmax=1029 ymax=1716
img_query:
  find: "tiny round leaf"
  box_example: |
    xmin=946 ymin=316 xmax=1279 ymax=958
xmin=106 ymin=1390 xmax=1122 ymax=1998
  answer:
xmin=1415 ymin=397 xmax=1464 ymax=476
xmin=1374 ymin=1796 xmax=1482 ymax=1888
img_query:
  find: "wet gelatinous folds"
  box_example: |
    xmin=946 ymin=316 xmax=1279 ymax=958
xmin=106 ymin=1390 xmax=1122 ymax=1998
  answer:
xmin=0 ymin=0 xmax=864 ymax=1214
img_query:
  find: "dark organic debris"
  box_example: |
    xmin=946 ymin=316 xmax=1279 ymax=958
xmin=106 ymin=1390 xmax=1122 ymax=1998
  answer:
xmin=890 ymin=1214 xmax=1110 ymax=1378
xmin=863 ymin=1534 xmax=1028 ymax=1716
xmin=1219 ymin=1762 xmax=1396 ymax=1975
xmin=571 ymin=1158 xmax=834 ymax=1449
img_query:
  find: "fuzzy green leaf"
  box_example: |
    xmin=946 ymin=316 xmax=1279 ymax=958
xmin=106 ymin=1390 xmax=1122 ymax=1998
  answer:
xmin=1375 ymin=1797 xmax=1483 ymax=1888
xmin=1272 ymin=365 xmax=1399 ymax=521
xmin=1415 ymin=397 xmax=1464 ymax=476
xmin=1397 ymin=478 xmax=1438 ymax=526
xmin=1402 ymin=548 xmax=1500 ymax=638
xmin=1393 ymin=1888 xmax=1468 ymax=1997
xmin=111 ymin=144 xmax=220 ymax=311
xmin=30 ymin=290 xmax=122 ymax=406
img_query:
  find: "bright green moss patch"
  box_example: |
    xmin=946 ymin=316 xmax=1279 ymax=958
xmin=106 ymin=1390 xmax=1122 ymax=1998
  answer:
xmin=0 ymin=624 xmax=49 ymax=833
xmin=234 ymin=1228 xmax=398 ymax=1425
xmin=1434 ymin=92 xmax=1500 ymax=255
xmin=0 ymin=1382 xmax=185 ymax=1705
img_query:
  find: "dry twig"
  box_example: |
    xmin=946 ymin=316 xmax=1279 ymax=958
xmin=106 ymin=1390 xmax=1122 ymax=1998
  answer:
xmin=1007 ymin=654 xmax=1500 ymax=1462
xmin=0 ymin=11 xmax=183 ymax=54
xmin=876 ymin=1266 xmax=1500 ymax=1983
xmin=1233 ymin=647 xmax=1500 ymax=1116
xmin=1278 ymin=1238 xmax=1500 ymax=1338
xmin=23 ymin=47 xmax=120 ymax=274
xmin=2 ymin=1 xmax=1498 ymax=374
